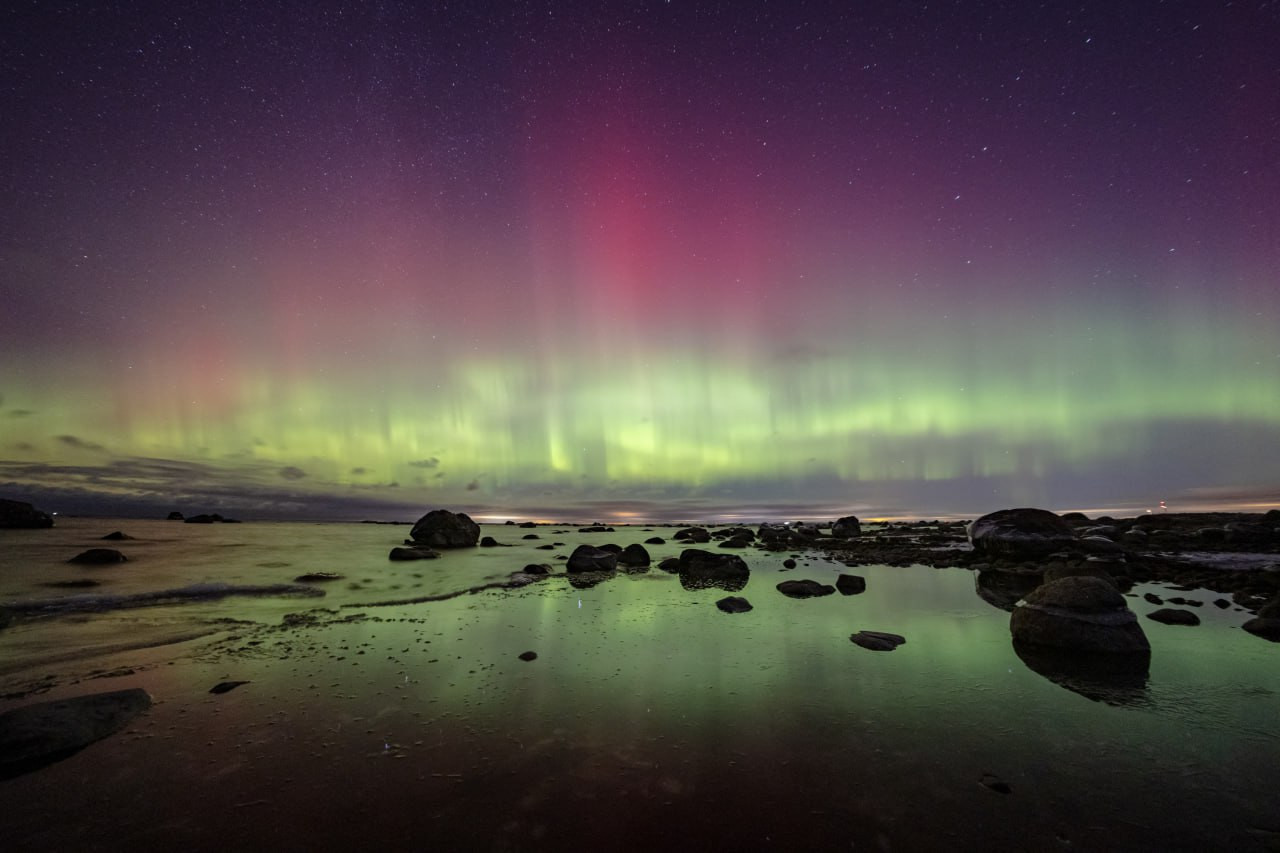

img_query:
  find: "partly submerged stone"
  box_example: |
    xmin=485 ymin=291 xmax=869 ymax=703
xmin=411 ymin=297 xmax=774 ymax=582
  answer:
xmin=68 ymin=548 xmax=127 ymax=565
xmin=716 ymin=596 xmax=753 ymax=613
xmin=674 ymin=549 xmax=749 ymax=591
xmin=566 ymin=544 xmax=618 ymax=573
xmin=835 ymin=573 xmax=866 ymax=595
xmin=777 ymin=579 xmax=835 ymax=599
xmin=850 ymin=630 xmax=906 ymax=651
xmin=617 ymin=543 xmax=651 ymax=567
xmin=388 ymin=546 xmax=440 ymax=561
xmin=832 ymin=515 xmax=862 ymax=538
xmin=0 ymin=688 xmax=151 ymax=778
xmin=969 ymin=508 xmax=1078 ymax=559
xmin=410 ymin=509 xmax=481 ymax=548
xmin=1146 ymin=608 xmax=1200 ymax=626
xmin=1010 ymin=576 xmax=1149 ymax=653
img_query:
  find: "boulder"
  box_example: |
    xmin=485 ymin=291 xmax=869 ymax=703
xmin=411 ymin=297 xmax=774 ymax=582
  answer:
xmin=410 ymin=509 xmax=480 ymax=548
xmin=165 ymin=511 xmax=184 ymax=521
xmin=1242 ymin=595 xmax=1280 ymax=641
xmin=1146 ymin=608 xmax=1200 ymax=626
xmin=100 ymin=531 xmax=133 ymax=541
xmin=566 ymin=545 xmax=618 ymax=573
xmin=68 ymin=548 xmax=127 ymax=565
xmin=644 ymin=537 xmax=665 ymax=545
xmin=0 ymin=498 xmax=54 ymax=529
xmin=388 ymin=546 xmax=440 ymax=561
xmin=0 ymin=688 xmax=152 ymax=778
xmin=674 ymin=549 xmax=749 ymax=591
xmin=968 ymin=508 xmax=1077 ymax=558
xmin=832 ymin=515 xmax=861 ymax=538
xmin=777 ymin=579 xmax=835 ymax=598
xmin=673 ymin=526 xmax=711 ymax=543
xmin=850 ymin=630 xmax=906 ymax=651
xmin=521 ymin=563 xmax=552 ymax=575
xmin=835 ymin=574 xmax=866 ymax=595
xmin=479 ymin=536 xmax=499 ymax=547
xmin=617 ymin=544 xmax=651 ymax=567
xmin=716 ymin=596 xmax=753 ymax=613
xmin=1010 ymin=576 xmax=1149 ymax=653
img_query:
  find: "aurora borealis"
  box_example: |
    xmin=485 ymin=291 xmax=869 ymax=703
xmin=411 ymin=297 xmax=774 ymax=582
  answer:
xmin=2 ymin=1 xmax=1277 ymax=521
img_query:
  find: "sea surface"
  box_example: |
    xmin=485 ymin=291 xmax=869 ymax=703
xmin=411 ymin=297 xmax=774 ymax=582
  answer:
xmin=2 ymin=517 xmax=1278 ymax=851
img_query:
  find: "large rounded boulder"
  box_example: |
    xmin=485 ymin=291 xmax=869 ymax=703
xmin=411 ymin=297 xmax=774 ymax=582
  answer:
xmin=566 ymin=544 xmax=618 ymax=573
xmin=410 ymin=509 xmax=480 ymax=548
xmin=968 ymin=508 xmax=1077 ymax=558
xmin=1010 ymin=576 xmax=1149 ymax=653
xmin=831 ymin=515 xmax=861 ymax=538
xmin=675 ymin=549 xmax=750 ymax=591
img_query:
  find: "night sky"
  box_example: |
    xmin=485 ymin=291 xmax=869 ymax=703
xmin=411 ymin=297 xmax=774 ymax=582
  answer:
xmin=2 ymin=1 xmax=1278 ymax=521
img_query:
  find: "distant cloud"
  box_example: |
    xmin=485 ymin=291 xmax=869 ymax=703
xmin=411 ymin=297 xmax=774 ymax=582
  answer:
xmin=279 ymin=466 xmax=307 ymax=480
xmin=409 ymin=457 xmax=440 ymax=469
xmin=57 ymin=435 xmax=105 ymax=452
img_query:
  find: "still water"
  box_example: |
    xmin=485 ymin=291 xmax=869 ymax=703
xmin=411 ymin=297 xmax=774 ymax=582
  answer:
xmin=2 ymin=518 xmax=1278 ymax=851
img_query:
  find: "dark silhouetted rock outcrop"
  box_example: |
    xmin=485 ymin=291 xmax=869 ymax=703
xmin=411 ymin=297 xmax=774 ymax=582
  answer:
xmin=969 ymin=508 xmax=1077 ymax=558
xmin=410 ymin=509 xmax=480 ymax=548
xmin=0 ymin=498 xmax=53 ymax=529
xmin=836 ymin=573 xmax=866 ymax=595
xmin=777 ymin=579 xmax=835 ymax=598
xmin=716 ymin=596 xmax=753 ymax=613
xmin=674 ymin=549 xmax=749 ymax=591
xmin=832 ymin=515 xmax=861 ymax=538
xmin=566 ymin=544 xmax=618 ymax=573
xmin=68 ymin=548 xmax=126 ymax=565
xmin=0 ymin=688 xmax=152 ymax=778
xmin=1146 ymin=608 xmax=1200 ymax=626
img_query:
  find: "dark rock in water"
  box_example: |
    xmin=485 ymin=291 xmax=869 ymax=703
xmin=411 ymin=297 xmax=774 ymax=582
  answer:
xmin=836 ymin=574 xmax=866 ymax=595
xmin=598 ymin=543 xmax=623 ymax=554
xmin=1242 ymin=617 xmax=1280 ymax=641
xmin=68 ymin=548 xmax=127 ymax=565
xmin=100 ymin=531 xmax=133 ymax=541
xmin=519 ymin=521 xmax=538 ymax=528
xmin=832 ymin=515 xmax=861 ymax=538
xmin=777 ymin=579 xmax=835 ymax=598
xmin=979 ymin=773 xmax=1012 ymax=794
xmin=644 ymin=537 xmax=665 ymax=545
xmin=675 ymin=549 xmax=750 ymax=591
xmin=1011 ymin=577 xmax=1149 ymax=653
xmin=479 ymin=536 xmax=499 ymax=547
xmin=522 ymin=533 xmax=540 ymax=540
xmin=782 ymin=558 xmax=797 ymax=569
xmin=1143 ymin=592 xmax=1164 ymax=605
xmin=518 ymin=651 xmax=537 ymax=661
xmin=968 ymin=508 xmax=1077 ymax=558
xmin=975 ymin=570 xmax=1042 ymax=612
xmin=617 ymin=544 xmax=651 ymax=567
xmin=0 ymin=498 xmax=54 ymax=529
xmin=578 ymin=525 xmax=614 ymax=533
xmin=184 ymin=513 xmax=222 ymax=524
xmin=521 ymin=563 xmax=551 ymax=575
xmin=294 ymin=572 xmax=343 ymax=582
xmin=166 ymin=511 xmax=184 ymax=521
xmin=535 ymin=544 xmax=556 ymax=550
xmin=42 ymin=579 xmax=102 ymax=589
xmin=209 ymin=681 xmax=249 ymax=695
xmin=388 ymin=546 xmax=440 ymax=561
xmin=716 ymin=596 xmax=753 ymax=613
xmin=1147 ymin=608 xmax=1200 ymax=626
xmin=566 ymin=544 xmax=618 ymax=573
xmin=1013 ymin=642 xmax=1150 ymax=706
xmin=1213 ymin=598 xmax=1231 ymax=609
xmin=718 ymin=536 xmax=751 ymax=549
xmin=1043 ymin=562 xmax=1119 ymax=588
xmin=850 ymin=630 xmax=906 ymax=651
xmin=0 ymin=688 xmax=151 ymax=778
xmin=410 ymin=509 xmax=480 ymax=548
xmin=673 ymin=526 xmax=711 ymax=543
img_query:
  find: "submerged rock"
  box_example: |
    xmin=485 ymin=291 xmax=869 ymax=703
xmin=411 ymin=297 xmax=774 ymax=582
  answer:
xmin=1146 ymin=608 xmax=1200 ymax=626
xmin=716 ymin=596 xmax=753 ymax=613
xmin=850 ymin=630 xmax=906 ymax=651
xmin=388 ymin=546 xmax=440 ymax=561
xmin=209 ymin=681 xmax=249 ymax=695
xmin=410 ymin=509 xmax=480 ymax=548
xmin=1011 ymin=576 xmax=1149 ymax=653
xmin=0 ymin=688 xmax=152 ymax=778
xmin=674 ymin=549 xmax=749 ymax=591
xmin=0 ymin=498 xmax=54 ymax=529
xmin=518 ymin=651 xmax=538 ymax=661
xmin=68 ymin=548 xmax=127 ymax=565
xmin=673 ymin=526 xmax=711 ymax=543
xmin=1242 ymin=596 xmax=1280 ymax=641
xmin=835 ymin=574 xmax=866 ymax=595
xmin=566 ymin=545 xmax=618 ymax=573
xmin=969 ymin=508 xmax=1077 ymax=558
xmin=617 ymin=543 xmax=651 ymax=567
xmin=777 ymin=579 xmax=835 ymax=598
xmin=294 ymin=572 xmax=344 ymax=582
xmin=100 ymin=531 xmax=133 ymax=541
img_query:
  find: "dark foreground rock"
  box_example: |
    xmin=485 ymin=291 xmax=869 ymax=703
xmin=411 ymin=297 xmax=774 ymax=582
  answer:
xmin=389 ymin=546 xmax=440 ymax=561
xmin=836 ymin=573 xmax=866 ymax=595
xmin=969 ymin=508 xmax=1077 ymax=558
xmin=1242 ymin=595 xmax=1280 ymax=641
xmin=1146 ymin=608 xmax=1200 ymax=626
xmin=1010 ymin=576 xmax=1149 ymax=653
xmin=68 ymin=548 xmax=127 ymax=565
xmin=850 ymin=630 xmax=906 ymax=651
xmin=410 ymin=509 xmax=481 ymax=548
xmin=777 ymin=579 xmax=835 ymax=598
xmin=209 ymin=681 xmax=249 ymax=694
xmin=518 ymin=651 xmax=538 ymax=661
xmin=0 ymin=498 xmax=54 ymax=529
xmin=0 ymin=688 xmax=151 ymax=779
xmin=566 ymin=544 xmax=618 ymax=573
xmin=674 ymin=549 xmax=750 ymax=591
xmin=832 ymin=515 xmax=861 ymax=538
xmin=716 ymin=596 xmax=753 ymax=613
xmin=617 ymin=543 xmax=651 ymax=567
